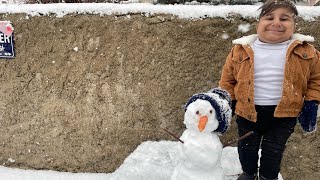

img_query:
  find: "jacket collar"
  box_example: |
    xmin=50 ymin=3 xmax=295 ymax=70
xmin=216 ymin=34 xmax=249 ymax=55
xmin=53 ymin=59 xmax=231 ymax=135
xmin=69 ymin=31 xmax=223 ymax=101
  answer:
xmin=232 ymin=33 xmax=315 ymax=45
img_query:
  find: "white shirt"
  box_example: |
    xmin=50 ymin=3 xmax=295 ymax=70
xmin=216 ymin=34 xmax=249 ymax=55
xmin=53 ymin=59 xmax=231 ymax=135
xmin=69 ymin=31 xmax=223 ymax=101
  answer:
xmin=253 ymin=39 xmax=291 ymax=105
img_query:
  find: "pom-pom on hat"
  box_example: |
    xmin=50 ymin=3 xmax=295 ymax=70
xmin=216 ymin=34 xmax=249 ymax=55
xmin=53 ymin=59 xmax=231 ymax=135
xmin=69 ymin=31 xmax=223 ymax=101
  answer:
xmin=185 ymin=88 xmax=232 ymax=134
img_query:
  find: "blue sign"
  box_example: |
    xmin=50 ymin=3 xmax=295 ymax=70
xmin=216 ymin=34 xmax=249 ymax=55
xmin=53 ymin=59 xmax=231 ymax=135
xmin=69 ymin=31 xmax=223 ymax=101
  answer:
xmin=0 ymin=21 xmax=15 ymax=59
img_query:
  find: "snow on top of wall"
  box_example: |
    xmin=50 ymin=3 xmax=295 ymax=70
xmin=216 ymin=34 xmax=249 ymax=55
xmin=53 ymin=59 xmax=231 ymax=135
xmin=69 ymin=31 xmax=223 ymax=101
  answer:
xmin=0 ymin=3 xmax=319 ymax=21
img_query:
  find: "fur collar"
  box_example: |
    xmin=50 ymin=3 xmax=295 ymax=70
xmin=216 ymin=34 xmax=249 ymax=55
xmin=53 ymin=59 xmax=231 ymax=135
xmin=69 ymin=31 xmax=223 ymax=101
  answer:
xmin=232 ymin=33 xmax=315 ymax=45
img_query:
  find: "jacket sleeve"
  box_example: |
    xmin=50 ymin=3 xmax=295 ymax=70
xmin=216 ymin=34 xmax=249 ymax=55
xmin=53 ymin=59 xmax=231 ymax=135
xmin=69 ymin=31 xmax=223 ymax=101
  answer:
xmin=219 ymin=47 xmax=237 ymax=100
xmin=305 ymin=49 xmax=320 ymax=102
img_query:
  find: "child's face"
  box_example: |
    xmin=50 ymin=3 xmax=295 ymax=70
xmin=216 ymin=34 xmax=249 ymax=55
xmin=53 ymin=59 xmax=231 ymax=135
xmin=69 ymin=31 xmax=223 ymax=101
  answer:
xmin=256 ymin=7 xmax=295 ymax=43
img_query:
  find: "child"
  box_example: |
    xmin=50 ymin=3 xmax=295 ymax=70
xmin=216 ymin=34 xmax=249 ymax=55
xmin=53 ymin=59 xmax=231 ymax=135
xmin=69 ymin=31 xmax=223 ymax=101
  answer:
xmin=219 ymin=0 xmax=320 ymax=179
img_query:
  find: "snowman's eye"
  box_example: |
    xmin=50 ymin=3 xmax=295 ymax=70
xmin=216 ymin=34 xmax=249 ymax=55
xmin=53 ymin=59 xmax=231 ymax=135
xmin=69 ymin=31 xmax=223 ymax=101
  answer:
xmin=209 ymin=110 xmax=213 ymax=114
xmin=196 ymin=111 xmax=199 ymax=115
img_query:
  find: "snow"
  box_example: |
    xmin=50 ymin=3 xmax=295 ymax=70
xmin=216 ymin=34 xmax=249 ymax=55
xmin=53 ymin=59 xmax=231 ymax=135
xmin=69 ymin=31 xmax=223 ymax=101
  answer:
xmin=0 ymin=2 xmax=318 ymax=179
xmin=0 ymin=3 xmax=318 ymax=20
xmin=237 ymin=23 xmax=251 ymax=33
xmin=173 ymin=96 xmax=225 ymax=180
xmin=0 ymin=141 xmax=240 ymax=180
xmin=0 ymin=164 xmax=112 ymax=180
xmin=113 ymin=141 xmax=244 ymax=180
xmin=0 ymin=141 xmax=284 ymax=180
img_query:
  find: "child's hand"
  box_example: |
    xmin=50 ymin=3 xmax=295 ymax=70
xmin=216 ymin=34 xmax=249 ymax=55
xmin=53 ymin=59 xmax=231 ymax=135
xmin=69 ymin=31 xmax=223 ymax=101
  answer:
xmin=297 ymin=100 xmax=318 ymax=133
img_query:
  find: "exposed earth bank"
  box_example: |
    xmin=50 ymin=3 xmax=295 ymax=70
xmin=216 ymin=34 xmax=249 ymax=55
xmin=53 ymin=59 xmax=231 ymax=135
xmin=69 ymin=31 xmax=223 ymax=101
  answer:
xmin=0 ymin=13 xmax=319 ymax=179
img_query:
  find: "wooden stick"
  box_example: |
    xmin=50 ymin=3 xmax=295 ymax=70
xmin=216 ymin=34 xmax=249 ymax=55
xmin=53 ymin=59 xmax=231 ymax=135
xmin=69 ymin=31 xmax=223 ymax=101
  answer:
xmin=223 ymin=131 xmax=254 ymax=147
xmin=161 ymin=127 xmax=184 ymax=144
xmin=161 ymin=127 xmax=254 ymax=147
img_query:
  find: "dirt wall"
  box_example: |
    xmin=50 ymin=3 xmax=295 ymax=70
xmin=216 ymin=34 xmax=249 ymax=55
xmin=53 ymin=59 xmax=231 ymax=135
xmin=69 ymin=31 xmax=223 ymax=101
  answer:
xmin=0 ymin=13 xmax=319 ymax=179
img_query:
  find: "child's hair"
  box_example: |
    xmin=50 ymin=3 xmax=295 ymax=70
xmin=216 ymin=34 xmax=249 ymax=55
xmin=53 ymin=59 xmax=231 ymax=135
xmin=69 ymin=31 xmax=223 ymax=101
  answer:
xmin=258 ymin=0 xmax=298 ymax=19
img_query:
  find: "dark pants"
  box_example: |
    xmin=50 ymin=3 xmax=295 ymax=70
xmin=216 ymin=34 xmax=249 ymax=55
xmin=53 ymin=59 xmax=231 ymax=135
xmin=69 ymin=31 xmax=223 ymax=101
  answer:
xmin=237 ymin=105 xmax=296 ymax=179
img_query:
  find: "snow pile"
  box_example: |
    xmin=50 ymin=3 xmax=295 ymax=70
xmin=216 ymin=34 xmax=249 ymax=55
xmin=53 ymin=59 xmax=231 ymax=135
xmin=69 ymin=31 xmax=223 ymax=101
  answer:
xmin=0 ymin=165 xmax=111 ymax=180
xmin=0 ymin=141 xmax=283 ymax=180
xmin=111 ymin=141 xmax=243 ymax=180
xmin=0 ymin=3 xmax=318 ymax=20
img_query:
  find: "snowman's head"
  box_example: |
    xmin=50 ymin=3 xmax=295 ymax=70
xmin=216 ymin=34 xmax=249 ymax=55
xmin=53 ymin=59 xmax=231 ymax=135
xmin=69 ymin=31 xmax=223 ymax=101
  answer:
xmin=184 ymin=88 xmax=232 ymax=134
xmin=184 ymin=99 xmax=219 ymax=133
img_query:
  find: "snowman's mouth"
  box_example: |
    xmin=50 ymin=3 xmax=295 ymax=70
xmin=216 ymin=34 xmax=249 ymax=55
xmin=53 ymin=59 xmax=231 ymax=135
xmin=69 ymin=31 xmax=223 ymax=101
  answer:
xmin=198 ymin=115 xmax=208 ymax=132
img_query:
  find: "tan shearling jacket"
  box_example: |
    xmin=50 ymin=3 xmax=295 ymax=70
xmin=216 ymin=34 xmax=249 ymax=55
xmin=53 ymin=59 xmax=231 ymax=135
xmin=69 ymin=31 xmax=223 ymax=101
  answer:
xmin=219 ymin=34 xmax=320 ymax=122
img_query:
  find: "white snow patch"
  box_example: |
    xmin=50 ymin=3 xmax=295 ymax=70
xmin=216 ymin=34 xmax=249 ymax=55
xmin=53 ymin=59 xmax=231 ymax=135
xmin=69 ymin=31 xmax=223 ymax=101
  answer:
xmin=0 ymin=4 xmax=318 ymax=20
xmin=238 ymin=23 xmax=251 ymax=33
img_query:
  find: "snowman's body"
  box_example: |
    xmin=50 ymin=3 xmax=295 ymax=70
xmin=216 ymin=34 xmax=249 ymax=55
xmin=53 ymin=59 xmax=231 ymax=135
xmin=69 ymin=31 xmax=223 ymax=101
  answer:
xmin=171 ymin=90 xmax=231 ymax=180
xmin=171 ymin=130 xmax=224 ymax=180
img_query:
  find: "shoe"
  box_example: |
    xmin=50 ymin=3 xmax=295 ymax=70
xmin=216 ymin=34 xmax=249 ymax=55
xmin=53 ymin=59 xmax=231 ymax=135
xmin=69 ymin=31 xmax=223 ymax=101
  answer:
xmin=237 ymin=172 xmax=257 ymax=180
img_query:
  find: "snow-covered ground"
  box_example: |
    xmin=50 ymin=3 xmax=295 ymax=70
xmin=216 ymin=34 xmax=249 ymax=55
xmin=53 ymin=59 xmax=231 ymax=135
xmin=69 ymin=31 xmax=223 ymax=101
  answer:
xmin=0 ymin=165 xmax=112 ymax=180
xmin=0 ymin=2 xmax=320 ymax=179
xmin=0 ymin=141 xmax=279 ymax=180
xmin=0 ymin=3 xmax=319 ymax=20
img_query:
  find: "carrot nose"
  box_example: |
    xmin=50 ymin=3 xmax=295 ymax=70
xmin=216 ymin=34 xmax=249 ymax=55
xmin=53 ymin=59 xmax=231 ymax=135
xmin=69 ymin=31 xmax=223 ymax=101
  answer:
xmin=198 ymin=115 xmax=208 ymax=132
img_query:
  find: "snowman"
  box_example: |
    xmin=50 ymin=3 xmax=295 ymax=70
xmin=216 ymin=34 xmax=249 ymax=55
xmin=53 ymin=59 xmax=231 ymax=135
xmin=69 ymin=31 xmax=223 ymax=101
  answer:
xmin=171 ymin=88 xmax=232 ymax=180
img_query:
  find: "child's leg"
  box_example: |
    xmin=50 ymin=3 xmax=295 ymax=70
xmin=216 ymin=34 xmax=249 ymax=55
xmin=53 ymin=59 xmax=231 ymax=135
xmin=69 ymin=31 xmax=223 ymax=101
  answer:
xmin=237 ymin=116 xmax=262 ymax=176
xmin=259 ymin=117 xmax=296 ymax=179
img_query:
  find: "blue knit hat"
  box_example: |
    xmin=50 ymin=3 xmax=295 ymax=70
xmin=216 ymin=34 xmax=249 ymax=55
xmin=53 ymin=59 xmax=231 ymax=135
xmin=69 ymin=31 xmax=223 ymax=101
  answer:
xmin=185 ymin=88 xmax=232 ymax=134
